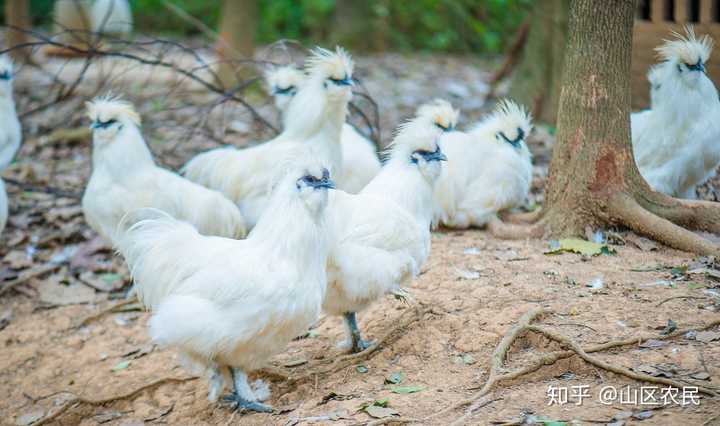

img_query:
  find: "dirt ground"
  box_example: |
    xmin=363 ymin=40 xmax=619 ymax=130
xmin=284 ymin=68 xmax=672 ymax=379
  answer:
xmin=1 ymin=44 xmax=720 ymax=426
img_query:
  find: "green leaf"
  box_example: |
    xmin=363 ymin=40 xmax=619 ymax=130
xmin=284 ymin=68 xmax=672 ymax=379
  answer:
xmin=385 ymin=372 xmax=404 ymax=384
xmin=545 ymin=239 xmax=615 ymax=256
xmin=356 ymin=365 xmax=369 ymax=374
xmin=461 ymin=354 xmax=476 ymax=365
xmin=99 ymin=273 xmax=123 ymax=285
xmin=111 ymin=360 xmax=130 ymax=372
xmin=373 ymin=398 xmax=389 ymax=408
xmin=390 ymin=386 xmax=425 ymax=394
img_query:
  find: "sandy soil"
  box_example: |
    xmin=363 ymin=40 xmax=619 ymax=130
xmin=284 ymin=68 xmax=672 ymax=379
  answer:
xmin=1 ymin=43 xmax=719 ymax=426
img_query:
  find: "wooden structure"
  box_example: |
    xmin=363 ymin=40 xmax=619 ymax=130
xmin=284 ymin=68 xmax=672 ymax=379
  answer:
xmin=633 ymin=0 xmax=720 ymax=108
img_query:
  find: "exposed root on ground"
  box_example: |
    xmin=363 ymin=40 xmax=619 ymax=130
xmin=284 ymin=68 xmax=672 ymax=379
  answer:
xmin=33 ymin=377 xmax=195 ymax=425
xmin=609 ymin=193 xmax=720 ymax=255
xmin=487 ymin=216 xmax=546 ymax=239
xmin=639 ymin=190 xmax=720 ymax=234
xmin=0 ymin=263 xmax=63 ymax=296
xmin=426 ymin=308 xmax=720 ymax=425
xmin=268 ymin=305 xmax=435 ymax=391
xmin=501 ymin=208 xmax=543 ymax=225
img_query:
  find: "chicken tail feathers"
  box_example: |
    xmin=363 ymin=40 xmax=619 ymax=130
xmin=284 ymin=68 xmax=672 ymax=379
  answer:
xmin=116 ymin=208 xmax=203 ymax=309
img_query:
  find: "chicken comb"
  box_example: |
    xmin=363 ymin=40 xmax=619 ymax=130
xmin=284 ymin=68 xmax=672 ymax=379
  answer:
xmin=656 ymin=25 xmax=714 ymax=64
xmin=86 ymin=93 xmax=141 ymax=126
xmin=264 ymin=65 xmax=305 ymax=92
xmin=415 ymin=99 xmax=459 ymax=132
xmin=305 ymin=46 xmax=354 ymax=80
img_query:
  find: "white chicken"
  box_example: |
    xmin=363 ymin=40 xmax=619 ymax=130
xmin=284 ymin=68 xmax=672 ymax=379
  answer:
xmin=82 ymin=96 xmax=247 ymax=244
xmin=116 ymin=161 xmax=334 ymax=412
xmin=0 ymin=55 xmax=21 ymax=235
xmin=265 ymin=64 xmax=381 ymax=193
xmin=325 ymin=99 xmax=457 ymax=352
xmin=632 ymin=26 xmax=720 ymax=199
xmin=183 ymin=47 xmax=354 ymax=228
xmin=91 ymin=0 xmax=133 ymax=36
xmin=433 ymin=99 xmax=533 ymax=229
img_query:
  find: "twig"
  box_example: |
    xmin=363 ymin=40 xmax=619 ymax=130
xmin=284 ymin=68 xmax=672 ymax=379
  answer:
xmin=34 ymin=377 xmax=195 ymax=425
xmin=4 ymin=177 xmax=82 ymax=199
xmin=362 ymin=417 xmax=419 ymax=426
xmin=656 ymin=296 xmax=709 ymax=307
xmin=71 ymin=297 xmax=141 ymax=329
xmin=489 ymin=18 xmax=530 ymax=85
xmin=0 ymin=263 xmax=63 ymax=296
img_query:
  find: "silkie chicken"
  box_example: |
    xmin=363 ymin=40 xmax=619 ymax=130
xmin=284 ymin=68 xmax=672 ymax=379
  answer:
xmin=632 ymin=26 xmax=720 ymax=199
xmin=265 ymin=64 xmax=381 ymax=193
xmin=433 ymin=99 xmax=533 ymax=229
xmin=82 ymin=96 xmax=247 ymax=244
xmin=0 ymin=55 xmax=21 ymax=235
xmin=183 ymin=47 xmax=354 ymax=228
xmin=116 ymin=161 xmax=334 ymax=412
xmin=324 ymin=99 xmax=457 ymax=352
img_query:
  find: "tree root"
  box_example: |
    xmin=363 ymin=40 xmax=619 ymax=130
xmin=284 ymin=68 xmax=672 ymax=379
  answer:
xmin=609 ymin=193 xmax=720 ymax=255
xmin=0 ymin=263 xmax=62 ymax=296
xmin=425 ymin=307 xmax=546 ymax=423
xmin=426 ymin=308 xmax=720 ymax=424
xmin=500 ymin=208 xmax=544 ymax=225
xmin=639 ymin=190 xmax=720 ymax=234
xmin=269 ymin=305 xmax=435 ymax=390
xmin=34 ymin=377 xmax=195 ymax=425
xmin=487 ymin=216 xmax=546 ymax=239
xmin=527 ymin=325 xmax=717 ymax=395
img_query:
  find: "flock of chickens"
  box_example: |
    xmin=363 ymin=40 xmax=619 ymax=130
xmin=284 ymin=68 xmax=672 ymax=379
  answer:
xmin=0 ymin=25 xmax=717 ymax=413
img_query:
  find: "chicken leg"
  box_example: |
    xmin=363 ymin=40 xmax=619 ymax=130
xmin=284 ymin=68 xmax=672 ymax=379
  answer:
xmin=221 ymin=367 xmax=273 ymax=413
xmin=344 ymin=312 xmax=374 ymax=353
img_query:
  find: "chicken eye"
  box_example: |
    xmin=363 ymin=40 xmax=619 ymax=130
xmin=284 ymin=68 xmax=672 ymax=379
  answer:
xmin=273 ymin=85 xmax=296 ymax=96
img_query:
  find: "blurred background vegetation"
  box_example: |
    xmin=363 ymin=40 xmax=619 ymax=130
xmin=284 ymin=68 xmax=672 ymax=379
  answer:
xmin=3 ymin=0 xmax=532 ymax=53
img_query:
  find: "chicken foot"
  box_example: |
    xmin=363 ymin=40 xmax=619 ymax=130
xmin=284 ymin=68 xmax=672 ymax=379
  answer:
xmin=221 ymin=367 xmax=273 ymax=413
xmin=344 ymin=312 xmax=375 ymax=353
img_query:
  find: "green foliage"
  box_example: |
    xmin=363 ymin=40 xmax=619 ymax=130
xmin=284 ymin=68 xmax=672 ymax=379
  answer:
xmin=6 ymin=0 xmax=531 ymax=53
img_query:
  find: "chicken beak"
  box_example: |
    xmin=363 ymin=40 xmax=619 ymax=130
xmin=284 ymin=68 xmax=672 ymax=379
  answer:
xmin=337 ymin=77 xmax=353 ymax=87
xmin=311 ymin=178 xmax=336 ymax=190
xmin=90 ymin=121 xmax=101 ymax=129
xmin=423 ymin=148 xmax=447 ymax=162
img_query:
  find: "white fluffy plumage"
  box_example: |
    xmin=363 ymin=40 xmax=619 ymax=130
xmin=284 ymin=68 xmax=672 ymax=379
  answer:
xmin=0 ymin=55 xmax=21 ymax=235
xmin=91 ymin=0 xmax=133 ymax=35
xmin=264 ymin=64 xmax=381 ymax=193
xmin=183 ymin=48 xmax=354 ymax=228
xmin=324 ymin=99 xmax=457 ymax=352
xmin=433 ymin=99 xmax=533 ymax=229
xmin=632 ymin=26 xmax=720 ymax=199
xmin=82 ymin=95 xmax=247 ymax=244
xmin=116 ymin=162 xmax=333 ymax=410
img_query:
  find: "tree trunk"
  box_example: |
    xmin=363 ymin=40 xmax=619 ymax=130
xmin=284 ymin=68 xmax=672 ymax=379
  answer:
xmin=4 ymin=0 xmax=32 ymax=61
xmin=215 ymin=0 xmax=257 ymax=90
xmin=509 ymin=0 xmax=569 ymax=124
xmin=331 ymin=0 xmax=373 ymax=50
xmin=494 ymin=0 xmax=720 ymax=256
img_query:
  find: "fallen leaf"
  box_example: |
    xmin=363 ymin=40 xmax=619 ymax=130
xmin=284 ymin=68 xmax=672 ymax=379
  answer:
xmin=639 ymin=339 xmax=667 ymax=349
xmin=366 ymin=405 xmax=398 ymax=419
xmin=390 ymin=386 xmax=425 ymax=394
xmin=545 ymin=239 xmax=615 ymax=256
xmin=121 ymin=344 xmax=154 ymax=360
xmin=284 ymin=358 xmax=307 ymax=367
xmin=587 ymin=277 xmax=604 ymax=289
xmin=4 ymin=250 xmax=33 ymax=269
xmin=690 ymin=371 xmax=711 ymax=380
xmin=356 ymin=365 xmax=369 ymax=373
xmin=0 ymin=308 xmax=12 ymax=331
xmin=79 ymin=271 xmax=125 ymax=292
xmin=15 ymin=409 xmax=45 ymax=426
xmin=696 ymin=331 xmax=720 ymax=343
xmin=111 ymin=360 xmax=131 ymax=372
xmin=632 ymin=410 xmax=653 ymax=420
xmin=658 ymin=319 xmax=677 ymax=335
xmin=454 ymin=267 xmax=480 ymax=280
xmin=463 ymin=247 xmax=481 ymax=255
xmin=461 ymin=354 xmax=476 ymax=365
xmin=385 ymin=372 xmax=404 ymax=384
